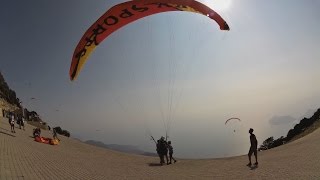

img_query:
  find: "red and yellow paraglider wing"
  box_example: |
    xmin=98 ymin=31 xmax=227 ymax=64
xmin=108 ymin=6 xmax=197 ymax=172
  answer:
xmin=70 ymin=0 xmax=229 ymax=80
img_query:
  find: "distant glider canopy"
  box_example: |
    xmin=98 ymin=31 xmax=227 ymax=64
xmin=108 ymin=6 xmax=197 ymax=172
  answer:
xmin=70 ymin=0 xmax=230 ymax=80
xmin=225 ymin=118 xmax=241 ymax=125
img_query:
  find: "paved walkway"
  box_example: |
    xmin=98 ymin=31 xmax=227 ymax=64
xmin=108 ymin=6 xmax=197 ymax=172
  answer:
xmin=1 ymin=117 xmax=320 ymax=179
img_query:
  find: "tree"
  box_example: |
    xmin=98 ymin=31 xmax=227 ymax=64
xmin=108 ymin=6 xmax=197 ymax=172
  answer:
xmin=262 ymin=136 xmax=274 ymax=149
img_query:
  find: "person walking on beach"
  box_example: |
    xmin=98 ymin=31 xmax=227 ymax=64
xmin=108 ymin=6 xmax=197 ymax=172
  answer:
xmin=21 ymin=116 xmax=25 ymax=130
xmin=8 ymin=112 xmax=12 ymax=125
xmin=10 ymin=114 xmax=15 ymax=133
xmin=167 ymin=141 xmax=177 ymax=164
xmin=18 ymin=115 xmax=22 ymax=129
xmin=247 ymin=128 xmax=258 ymax=166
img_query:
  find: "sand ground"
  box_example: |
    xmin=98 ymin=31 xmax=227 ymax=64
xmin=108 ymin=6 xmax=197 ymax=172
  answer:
xmin=1 ymin=117 xmax=320 ymax=180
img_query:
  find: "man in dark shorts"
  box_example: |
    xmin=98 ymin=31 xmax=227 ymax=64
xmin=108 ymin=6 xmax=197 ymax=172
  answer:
xmin=247 ymin=128 xmax=258 ymax=166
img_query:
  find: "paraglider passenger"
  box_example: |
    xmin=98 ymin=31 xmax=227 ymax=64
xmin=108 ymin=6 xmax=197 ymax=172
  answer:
xmin=158 ymin=136 xmax=169 ymax=165
xmin=167 ymin=141 xmax=177 ymax=164
xmin=247 ymin=128 xmax=258 ymax=166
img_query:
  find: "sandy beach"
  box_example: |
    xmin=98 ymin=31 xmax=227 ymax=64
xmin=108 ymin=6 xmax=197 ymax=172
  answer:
xmin=1 ymin=117 xmax=320 ymax=180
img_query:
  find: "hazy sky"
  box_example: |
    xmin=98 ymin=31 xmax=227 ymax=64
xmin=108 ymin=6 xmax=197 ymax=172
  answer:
xmin=1 ymin=0 xmax=320 ymax=158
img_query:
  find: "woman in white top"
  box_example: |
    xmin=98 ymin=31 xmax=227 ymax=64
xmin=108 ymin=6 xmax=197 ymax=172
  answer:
xmin=10 ymin=115 xmax=15 ymax=133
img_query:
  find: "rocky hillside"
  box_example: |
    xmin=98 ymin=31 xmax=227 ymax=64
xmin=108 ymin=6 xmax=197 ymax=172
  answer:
xmin=0 ymin=71 xmax=20 ymax=113
xmin=0 ymin=72 xmax=20 ymax=107
xmin=0 ymin=98 xmax=19 ymax=112
xmin=260 ymin=108 xmax=320 ymax=150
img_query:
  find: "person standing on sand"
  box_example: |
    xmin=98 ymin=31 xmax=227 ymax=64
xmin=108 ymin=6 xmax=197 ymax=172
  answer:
xmin=158 ymin=136 xmax=169 ymax=165
xmin=156 ymin=140 xmax=162 ymax=164
xmin=167 ymin=141 xmax=177 ymax=164
xmin=21 ymin=116 xmax=25 ymax=130
xmin=247 ymin=128 xmax=258 ymax=166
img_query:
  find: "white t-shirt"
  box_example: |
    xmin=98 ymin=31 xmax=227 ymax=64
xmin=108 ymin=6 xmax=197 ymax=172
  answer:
xmin=11 ymin=116 xmax=15 ymax=124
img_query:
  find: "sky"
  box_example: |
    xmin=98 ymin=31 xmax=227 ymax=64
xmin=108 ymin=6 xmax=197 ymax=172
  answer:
xmin=1 ymin=0 xmax=320 ymax=158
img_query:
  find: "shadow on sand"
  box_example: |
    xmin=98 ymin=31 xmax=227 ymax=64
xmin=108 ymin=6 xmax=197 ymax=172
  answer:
xmin=0 ymin=127 xmax=10 ymax=132
xmin=0 ymin=131 xmax=16 ymax=137
xmin=148 ymin=163 xmax=162 ymax=167
xmin=249 ymin=165 xmax=258 ymax=170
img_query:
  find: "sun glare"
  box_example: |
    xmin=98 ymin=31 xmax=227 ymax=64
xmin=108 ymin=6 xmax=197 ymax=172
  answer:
xmin=201 ymin=0 xmax=232 ymax=12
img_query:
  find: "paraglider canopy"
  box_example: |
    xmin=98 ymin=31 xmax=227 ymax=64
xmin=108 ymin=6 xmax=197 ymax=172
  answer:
xmin=69 ymin=0 xmax=230 ymax=81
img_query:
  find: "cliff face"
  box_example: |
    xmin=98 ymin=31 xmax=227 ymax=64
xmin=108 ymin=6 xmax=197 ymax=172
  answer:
xmin=0 ymin=72 xmax=19 ymax=114
xmin=0 ymin=98 xmax=19 ymax=112
xmin=0 ymin=71 xmax=20 ymax=108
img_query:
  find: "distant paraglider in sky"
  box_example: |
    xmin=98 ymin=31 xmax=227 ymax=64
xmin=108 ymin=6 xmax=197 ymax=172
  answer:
xmin=225 ymin=118 xmax=241 ymax=133
xmin=225 ymin=118 xmax=241 ymax=125
xmin=69 ymin=0 xmax=230 ymax=81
